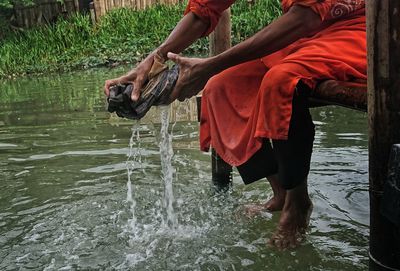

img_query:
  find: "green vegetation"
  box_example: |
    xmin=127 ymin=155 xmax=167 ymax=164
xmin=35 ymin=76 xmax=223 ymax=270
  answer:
xmin=0 ymin=0 xmax=281 ymax=78
xmin=0 ymin=0 xmax=34 ymax=9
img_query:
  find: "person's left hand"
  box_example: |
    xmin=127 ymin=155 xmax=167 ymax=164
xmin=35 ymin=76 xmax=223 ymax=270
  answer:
xmin=167 ymin=52 xmax=216 ymax=103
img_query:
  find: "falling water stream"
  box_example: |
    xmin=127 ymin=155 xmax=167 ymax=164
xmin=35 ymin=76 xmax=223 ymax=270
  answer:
xmin=159 ymin=106 xmax=178 ymax=229
xmin=125 ymin=122 xmax=141 ymax=236
xmin=125 ymin=106 xmax=177 ymax=237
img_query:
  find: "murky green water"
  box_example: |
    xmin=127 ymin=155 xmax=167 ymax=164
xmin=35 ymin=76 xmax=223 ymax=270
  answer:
xmin=0 ymin=68 xmax=369 ymax=270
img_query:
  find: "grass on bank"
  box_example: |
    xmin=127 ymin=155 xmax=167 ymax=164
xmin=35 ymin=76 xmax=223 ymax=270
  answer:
xmin=0 ymin=0 xmax=281 ymax=78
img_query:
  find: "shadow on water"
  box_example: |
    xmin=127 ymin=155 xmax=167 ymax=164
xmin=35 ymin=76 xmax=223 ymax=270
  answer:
xmin=0 ymin=68 xmax=368 ymax=270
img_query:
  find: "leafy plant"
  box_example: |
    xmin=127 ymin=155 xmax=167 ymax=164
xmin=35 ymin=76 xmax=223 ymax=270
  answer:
xmin=0 ymin=0 xmax=281 ymax=78
xmin=0 ymin=0 xmax=33 ymax=9
xmin=0 ymin=0 xmax=65 ymax=9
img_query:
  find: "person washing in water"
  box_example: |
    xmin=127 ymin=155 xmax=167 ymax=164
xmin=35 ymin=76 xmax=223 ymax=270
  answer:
xmin=104 ymin=0 xmax=366 ymax=249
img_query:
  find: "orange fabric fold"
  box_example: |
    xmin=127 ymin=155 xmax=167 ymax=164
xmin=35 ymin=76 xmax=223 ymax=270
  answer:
xmin=199 ymin=0 xmax=366 ymax=166
xmin=184 ymin=0 xmax=234 ymax=36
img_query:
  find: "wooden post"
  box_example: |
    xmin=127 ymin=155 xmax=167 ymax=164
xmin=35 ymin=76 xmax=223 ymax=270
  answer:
xmin=74 ymin=0 xmax=79 ymax=11
xmin=367 ymin=0 xmax=400 ymax=270
xmin=209 ymin=9 xmax=231 ymax=56
xmin=211 ymin=149 xmax=232 ymax=192
xmin=96 ymin=0 xmax=105 ymax=19
xmin=208 ymin=9 xmax=233 ymax=190
xmin=89 ymin=2 xmax=96 ymax=24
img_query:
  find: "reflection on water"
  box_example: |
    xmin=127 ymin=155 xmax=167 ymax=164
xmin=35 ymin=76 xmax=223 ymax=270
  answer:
xmin=0 ymin=68 xmax=368 ymax=270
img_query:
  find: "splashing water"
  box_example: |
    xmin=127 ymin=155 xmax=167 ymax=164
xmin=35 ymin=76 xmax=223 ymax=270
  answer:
xmin=0 ymin=69 xmax=370 ymax=271
xmin=159 ymin=106 xmax=178 ymax=229
xmin=124 ymin=106 xmax=177 ymax=241
xmin=126 ymin=121 xmax=141 ymax=235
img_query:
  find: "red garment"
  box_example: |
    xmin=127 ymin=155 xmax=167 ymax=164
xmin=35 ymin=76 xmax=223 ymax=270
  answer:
xmin=184 ymin=0 xmax=234 ymax=36
xmin=188 ymin=0 xmax=367 ymax=166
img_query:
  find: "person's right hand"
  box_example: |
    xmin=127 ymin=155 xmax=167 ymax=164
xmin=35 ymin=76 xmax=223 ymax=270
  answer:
xmin=103 ymin=54 xmax=154 ymax=101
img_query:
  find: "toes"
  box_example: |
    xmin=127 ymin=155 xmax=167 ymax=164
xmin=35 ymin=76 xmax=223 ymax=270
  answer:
xmin=265 ymin=202 xmax=278 ymax=212
xmin=264 ymin=197 xmax=284 ymax=212
xmin=268 ymin=234 xmax=278 ymax=248
xmin=243 ymin=204 xmax=265 ymax=218
xmin=288 ymin=233 xmax=300 ymax=249
xmin=268 ymin=229 xmax=304 ymax=250
xmin=269 ymin=232 xmax=285 ymax=250
xmin=264 ymin=202 xmax=274 ymax=211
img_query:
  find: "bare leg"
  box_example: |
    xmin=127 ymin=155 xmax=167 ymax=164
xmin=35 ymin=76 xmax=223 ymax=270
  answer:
xmin=268 ymin=88 xmax=314 ymax=249
xmin=269 ymin=178 xmax=313 ymax=250
xmin=244 ymin=174 xmax=286 ymax=217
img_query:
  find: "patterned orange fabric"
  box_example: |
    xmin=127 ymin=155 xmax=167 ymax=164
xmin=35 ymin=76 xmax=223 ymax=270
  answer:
xmin=282 ymin=0 xmax=365 ymax=21
xmin=185 ymin=0 xmax=366 ymax=34
xmin=193 ymin=0 xmax=367 ymax=166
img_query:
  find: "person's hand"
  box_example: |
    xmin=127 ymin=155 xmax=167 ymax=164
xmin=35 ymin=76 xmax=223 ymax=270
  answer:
xmin=167 ymin=52 xmax=216 ymax=103
xmin=103 ymin=54 xmax=154 ymax=101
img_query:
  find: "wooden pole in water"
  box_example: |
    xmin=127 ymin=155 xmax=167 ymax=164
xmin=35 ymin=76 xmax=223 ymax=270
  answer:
xmin=209 ymin=9 xmax=233 ymax=190
xmin=367 ymin=0 xmax=400 ymax=269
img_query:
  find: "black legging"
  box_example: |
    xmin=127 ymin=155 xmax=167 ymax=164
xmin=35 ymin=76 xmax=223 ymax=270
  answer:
xmin=237 ymin=82 xmax=315 ymax=190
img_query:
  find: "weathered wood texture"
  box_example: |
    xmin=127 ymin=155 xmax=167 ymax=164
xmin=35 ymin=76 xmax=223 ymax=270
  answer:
xmin=92 ymin=0 xmax=181 ymax=21
xmin=367 ymin=0 xmax=400 ymax=270
xmin=209 ymin=9 xmax=231 ymax=56
xmin=310 ymin=80 xmax=367 ymax=112
xmin=14 ymin=0 xmax=77 ymax=28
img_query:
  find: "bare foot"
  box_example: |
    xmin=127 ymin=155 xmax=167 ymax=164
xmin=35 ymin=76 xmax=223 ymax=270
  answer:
xmin=243 ymin=195 xmax=285 ymax=218
xmin=269 ymin=199 xmax=313 ymax=250
xmin=264 ymin=195 xmax=285 ymax=211
xmin=243 ymin=175 xmax=286 ymax=217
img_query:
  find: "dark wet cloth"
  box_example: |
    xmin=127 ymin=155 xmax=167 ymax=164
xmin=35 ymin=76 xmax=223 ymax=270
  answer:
xmin=107 ymin=62 xmax=179 ymax=120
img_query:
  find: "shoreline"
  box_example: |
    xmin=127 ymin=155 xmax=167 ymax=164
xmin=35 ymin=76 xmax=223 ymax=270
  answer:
xmin=0 ymin=0 xmax=281 ymax=79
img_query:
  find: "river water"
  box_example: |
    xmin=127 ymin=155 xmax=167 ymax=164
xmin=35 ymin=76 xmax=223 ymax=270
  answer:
xmin=0 ymin=67 xmax=369 ymax=270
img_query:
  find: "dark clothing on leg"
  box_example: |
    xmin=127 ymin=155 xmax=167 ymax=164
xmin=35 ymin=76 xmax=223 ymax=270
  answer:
xmin=237 ymin=82 xmax=315 ymax=189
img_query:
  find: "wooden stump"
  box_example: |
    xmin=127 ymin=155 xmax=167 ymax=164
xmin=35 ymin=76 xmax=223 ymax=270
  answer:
xmin=367 ymin=0 xmax=400 ymax=269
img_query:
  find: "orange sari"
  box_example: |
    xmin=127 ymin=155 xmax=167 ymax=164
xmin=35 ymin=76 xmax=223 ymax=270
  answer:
xmin=187 ymin=0 xmax=367 ymax=166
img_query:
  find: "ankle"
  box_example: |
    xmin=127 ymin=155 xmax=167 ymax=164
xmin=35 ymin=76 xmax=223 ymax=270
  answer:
xmin=267 ymin=175 xmax=286 ymax=199
xmin=283 ymin=196 xmax=312 ymax=212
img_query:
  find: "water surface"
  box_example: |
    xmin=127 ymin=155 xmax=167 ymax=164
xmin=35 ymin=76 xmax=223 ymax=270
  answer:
xmin=0 ymin=68 xmax=369 ymax=270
